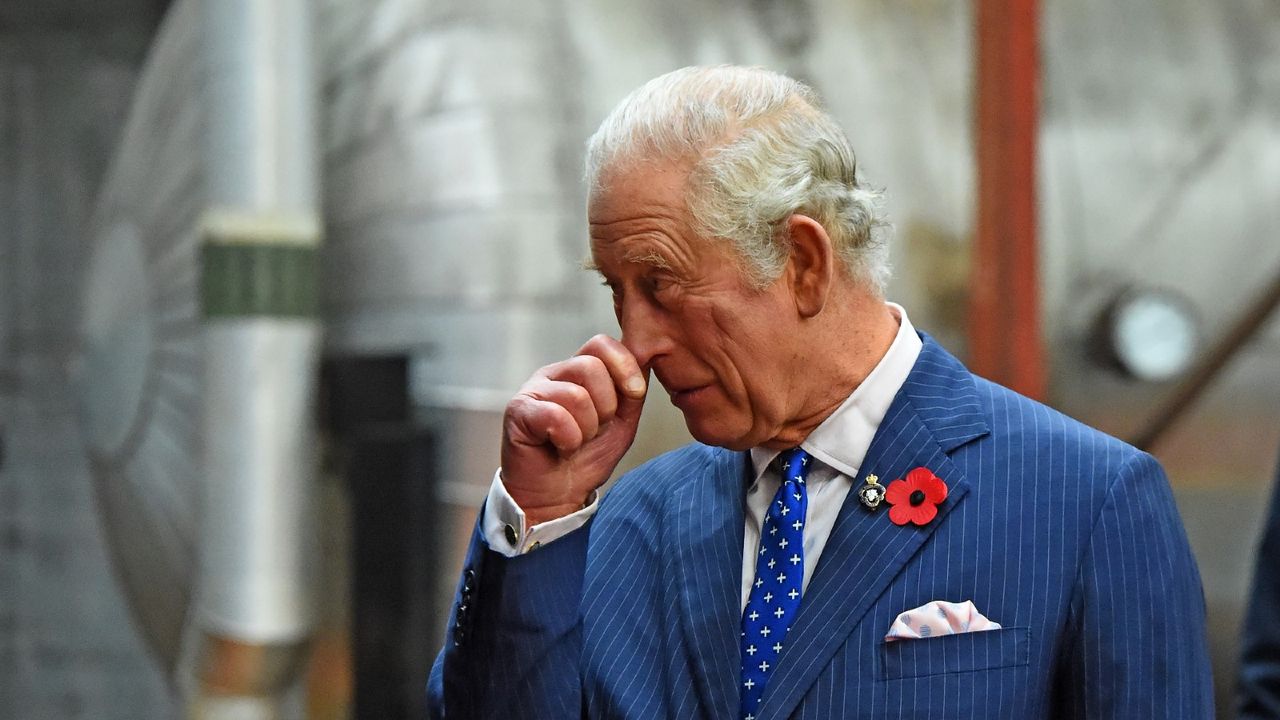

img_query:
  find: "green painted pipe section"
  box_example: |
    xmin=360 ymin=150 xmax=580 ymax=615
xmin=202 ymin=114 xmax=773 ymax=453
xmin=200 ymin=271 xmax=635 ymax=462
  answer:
xmin=201 ymin=242 xmax=319 ymax=318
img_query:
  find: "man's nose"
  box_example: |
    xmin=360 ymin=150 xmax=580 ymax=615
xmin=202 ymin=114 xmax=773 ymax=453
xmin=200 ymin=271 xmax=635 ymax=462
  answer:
xmin=617 ymin=299 xmax=670 ymax=371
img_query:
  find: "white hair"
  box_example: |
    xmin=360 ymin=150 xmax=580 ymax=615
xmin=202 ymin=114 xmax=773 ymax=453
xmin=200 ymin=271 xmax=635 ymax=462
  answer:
xmin=585 ymin=65 xmax=890 ymax=293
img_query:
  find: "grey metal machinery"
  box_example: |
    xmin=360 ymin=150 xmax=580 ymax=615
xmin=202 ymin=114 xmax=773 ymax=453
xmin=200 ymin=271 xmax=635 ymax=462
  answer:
xmin=79 ymin=0 xmax=207 ymax=678
xmin=79 ymin=0 xmax=321 ymax=717
xmin=195 ymin=0 xmax=321 ymax=714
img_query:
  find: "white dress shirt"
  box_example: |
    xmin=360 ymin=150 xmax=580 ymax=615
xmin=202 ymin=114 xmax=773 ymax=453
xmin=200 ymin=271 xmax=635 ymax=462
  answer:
xmin=484 ymin=304 xmax=922 ymax=611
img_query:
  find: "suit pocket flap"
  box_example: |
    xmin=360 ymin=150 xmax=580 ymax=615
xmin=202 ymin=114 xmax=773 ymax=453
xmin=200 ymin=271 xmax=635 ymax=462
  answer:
xmin=880 ymin=627 xmax=1030 ymax=680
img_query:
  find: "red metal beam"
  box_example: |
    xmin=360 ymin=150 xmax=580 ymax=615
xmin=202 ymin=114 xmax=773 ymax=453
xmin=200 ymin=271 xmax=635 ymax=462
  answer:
xmin=970 ymin=0 xmax=1047 ymax=400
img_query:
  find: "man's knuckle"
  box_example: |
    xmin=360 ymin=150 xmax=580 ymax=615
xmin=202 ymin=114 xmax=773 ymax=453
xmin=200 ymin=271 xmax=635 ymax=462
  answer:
xmin=567 ymin=383 xmax=592 ymax=407
xmin=582 ymin=335 xmax=623 ymax=359
xmin=579 ymin=353 xmax=607 ymax=372
xmin=505 ymin=394 xmax=532 ymax=416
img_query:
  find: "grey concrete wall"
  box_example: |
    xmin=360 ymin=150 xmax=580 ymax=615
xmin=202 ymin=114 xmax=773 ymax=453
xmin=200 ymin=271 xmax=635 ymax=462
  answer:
xmin=0 ymin=4 xmax=176 ymax=718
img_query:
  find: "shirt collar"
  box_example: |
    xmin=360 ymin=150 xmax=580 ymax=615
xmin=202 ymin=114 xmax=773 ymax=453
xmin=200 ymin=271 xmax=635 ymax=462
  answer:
xmin=748 ymin=302 xmax=923 ymax=484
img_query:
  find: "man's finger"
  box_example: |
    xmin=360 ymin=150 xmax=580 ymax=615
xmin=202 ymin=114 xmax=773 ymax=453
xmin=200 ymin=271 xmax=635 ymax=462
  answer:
xmin=577 ymin=334 xmax=646 ymax=399
xmin=508 ymin=395 xmax=585 ymax=455
xmin=534 ymin=354 xmax=619 ymax=424
xmin=525 ymin=379 xmax=601 ymax=443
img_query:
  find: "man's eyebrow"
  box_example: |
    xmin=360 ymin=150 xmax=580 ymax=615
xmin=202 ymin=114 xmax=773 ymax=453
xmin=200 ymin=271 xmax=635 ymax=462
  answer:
xmin=579 ymin=252 xmax=674 ymax=273
xmin=622 ymin=250 xmax=673 ymax=269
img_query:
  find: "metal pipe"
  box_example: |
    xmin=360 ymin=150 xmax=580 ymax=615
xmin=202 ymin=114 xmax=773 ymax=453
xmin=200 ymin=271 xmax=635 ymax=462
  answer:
xmin=970 ymin=0 xmax=1047 ymax=400
xmin=195 ymin=0 xmax=321 ymax=714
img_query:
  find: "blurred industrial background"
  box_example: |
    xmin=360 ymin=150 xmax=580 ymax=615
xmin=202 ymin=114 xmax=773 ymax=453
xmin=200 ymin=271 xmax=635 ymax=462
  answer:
xmin=1 ymin=0 xmax=1277 ymax=718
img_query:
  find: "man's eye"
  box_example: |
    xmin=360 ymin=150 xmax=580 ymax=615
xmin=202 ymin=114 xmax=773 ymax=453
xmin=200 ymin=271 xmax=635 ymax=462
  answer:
xmin=647 ymin=275 xmax=676 ymax=297
xmin=602 ymin=281 xmax=622 ymax=306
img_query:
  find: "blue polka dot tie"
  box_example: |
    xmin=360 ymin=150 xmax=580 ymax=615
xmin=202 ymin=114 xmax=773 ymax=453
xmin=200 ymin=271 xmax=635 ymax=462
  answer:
xmin=740 ymin=447 xmax=810 ymax=720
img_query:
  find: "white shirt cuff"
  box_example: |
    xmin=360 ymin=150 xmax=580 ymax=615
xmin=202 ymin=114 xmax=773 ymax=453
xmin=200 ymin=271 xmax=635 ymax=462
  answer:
xmin=481 ymin=468 xmax=599 ymax=557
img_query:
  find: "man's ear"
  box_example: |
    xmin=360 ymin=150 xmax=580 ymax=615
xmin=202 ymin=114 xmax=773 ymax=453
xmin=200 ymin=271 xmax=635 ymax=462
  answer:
xmin=785 ymin=214 xmax=835 ymax=318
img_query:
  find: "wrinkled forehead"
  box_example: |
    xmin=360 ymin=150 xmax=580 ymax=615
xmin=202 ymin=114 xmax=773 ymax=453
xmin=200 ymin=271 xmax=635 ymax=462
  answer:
xmin=586 ymin=159 xmax=695 ymax=229
xmin=588 ymin=155 xmax=696 ymax=207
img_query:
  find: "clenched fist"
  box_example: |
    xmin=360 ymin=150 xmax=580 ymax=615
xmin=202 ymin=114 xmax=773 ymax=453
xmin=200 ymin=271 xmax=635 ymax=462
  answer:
xmin=501 ymin=334 xmax=648 ymax=526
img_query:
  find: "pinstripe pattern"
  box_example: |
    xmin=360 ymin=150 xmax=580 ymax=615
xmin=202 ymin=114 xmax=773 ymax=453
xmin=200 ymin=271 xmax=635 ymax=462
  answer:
xmin=429 ymin=336 xmax=1213 ymax=719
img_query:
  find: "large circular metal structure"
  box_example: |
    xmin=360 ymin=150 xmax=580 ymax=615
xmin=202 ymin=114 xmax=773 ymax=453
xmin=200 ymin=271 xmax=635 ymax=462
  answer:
xmin=77 ymin=0 xmax=204 ymax=673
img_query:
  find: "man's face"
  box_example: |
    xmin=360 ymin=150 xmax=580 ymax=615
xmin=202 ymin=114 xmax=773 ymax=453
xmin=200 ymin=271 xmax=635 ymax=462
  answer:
xmin=588 ymin=163 xmax=802 ymax=450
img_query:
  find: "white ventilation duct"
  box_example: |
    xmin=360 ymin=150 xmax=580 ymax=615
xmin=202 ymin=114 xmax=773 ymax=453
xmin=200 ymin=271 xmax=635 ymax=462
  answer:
xmin=78 ymin=0 xmax=321 ymax=715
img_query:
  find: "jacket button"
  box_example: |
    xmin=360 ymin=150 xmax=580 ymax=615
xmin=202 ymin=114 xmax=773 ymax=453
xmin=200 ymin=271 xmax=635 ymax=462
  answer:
xmin=463 ymin=569 xmax=476 ymax=592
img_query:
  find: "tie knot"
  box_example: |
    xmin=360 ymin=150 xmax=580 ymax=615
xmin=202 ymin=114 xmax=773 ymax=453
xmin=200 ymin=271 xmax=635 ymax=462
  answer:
xmin=778 ymin=447 xmax=812 ymax=484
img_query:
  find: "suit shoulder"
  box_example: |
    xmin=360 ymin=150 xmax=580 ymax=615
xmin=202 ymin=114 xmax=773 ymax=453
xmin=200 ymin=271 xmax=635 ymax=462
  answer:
xmin=955 ymin=377 xmax=1180 ymax=571
xmin=964 ymin=374 xmax=1155 ymax=493
xmin=975 ymin=375 xmax=1136 ymax=451
xmin=590 ymin=442 xmax=730 ymax=559
xmin=598 ymin=442 xmax=725 ymax=515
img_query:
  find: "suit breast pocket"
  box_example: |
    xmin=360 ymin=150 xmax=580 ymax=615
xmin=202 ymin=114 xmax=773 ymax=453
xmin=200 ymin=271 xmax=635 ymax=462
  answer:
xmin=879 ymin=627 xmax=1030 ymax=681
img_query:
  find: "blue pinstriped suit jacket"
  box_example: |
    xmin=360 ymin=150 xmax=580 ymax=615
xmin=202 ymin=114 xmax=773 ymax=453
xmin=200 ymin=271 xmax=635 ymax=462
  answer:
xmin=429 ymin=336 xmax=1213 ymax=719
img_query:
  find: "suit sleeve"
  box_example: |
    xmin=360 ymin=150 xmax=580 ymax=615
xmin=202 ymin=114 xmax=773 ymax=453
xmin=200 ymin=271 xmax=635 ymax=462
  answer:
xmin=427 ymin=510 xmax=589 ymax=720
xmin=1057 ymin=451 xmax=1214 ymax=719
xmin=1238 ymin=450 xmax=1280 ymax=719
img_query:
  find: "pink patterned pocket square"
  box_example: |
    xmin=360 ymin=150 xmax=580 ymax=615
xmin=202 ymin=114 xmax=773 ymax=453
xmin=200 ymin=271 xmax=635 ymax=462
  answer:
xmin=884 ymin=600 xmax=1002 ymax=642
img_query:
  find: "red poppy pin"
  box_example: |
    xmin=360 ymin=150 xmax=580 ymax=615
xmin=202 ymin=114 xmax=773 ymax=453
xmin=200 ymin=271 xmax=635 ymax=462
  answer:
xmin=885 ymin=467 xmax=948 ymax=526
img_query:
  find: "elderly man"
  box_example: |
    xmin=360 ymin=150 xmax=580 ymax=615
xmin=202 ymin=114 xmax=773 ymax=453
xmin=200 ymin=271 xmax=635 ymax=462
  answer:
xmin=428 ymin=66 xmax=1212 ymax=719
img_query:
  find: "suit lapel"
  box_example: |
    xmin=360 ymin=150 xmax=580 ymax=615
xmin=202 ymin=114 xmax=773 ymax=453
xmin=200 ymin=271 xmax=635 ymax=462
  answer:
xmin=675 ymin=446 xmax=748 ymax=719
xmin=756 ymin=337 xmax=991 ymax=719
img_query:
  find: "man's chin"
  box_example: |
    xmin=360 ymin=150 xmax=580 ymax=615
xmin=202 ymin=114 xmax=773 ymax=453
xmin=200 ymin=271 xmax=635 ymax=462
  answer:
xmin=680 ymin=414 xmax=754 ymax=452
